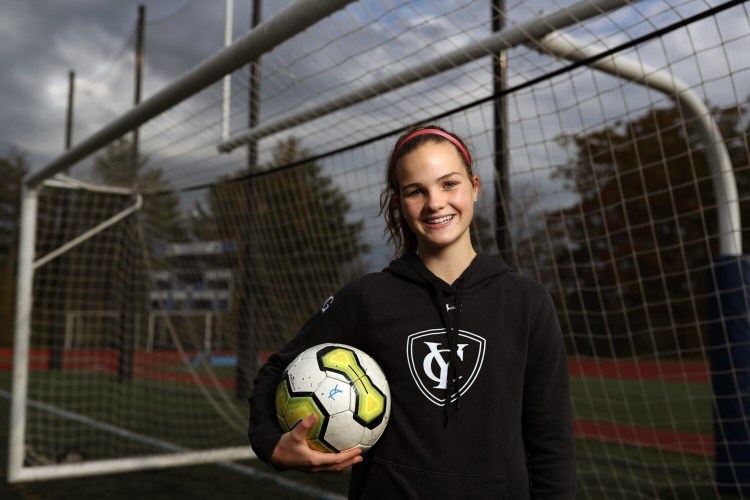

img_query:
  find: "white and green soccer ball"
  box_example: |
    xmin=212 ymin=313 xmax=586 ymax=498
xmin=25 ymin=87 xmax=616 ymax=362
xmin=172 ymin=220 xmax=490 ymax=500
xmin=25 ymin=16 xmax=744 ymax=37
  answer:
xmin=275 ymin=343 xmax=391 ymax=453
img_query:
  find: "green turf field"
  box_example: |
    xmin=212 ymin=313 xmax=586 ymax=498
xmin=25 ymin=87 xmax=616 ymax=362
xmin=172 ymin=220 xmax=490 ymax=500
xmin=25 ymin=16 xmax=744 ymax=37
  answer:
xmin=0 ymin=366 xmax=746 ymax=499
xmin=0 ymin=370 xmax=350 ymax=499
xmin=571 ymin=376 xmax=743 ymax=499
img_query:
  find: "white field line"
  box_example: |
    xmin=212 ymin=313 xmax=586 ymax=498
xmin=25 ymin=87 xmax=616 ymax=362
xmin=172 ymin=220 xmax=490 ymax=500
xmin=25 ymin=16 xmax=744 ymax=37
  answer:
xmin=0 ymin=389 xmax=345 ymax=499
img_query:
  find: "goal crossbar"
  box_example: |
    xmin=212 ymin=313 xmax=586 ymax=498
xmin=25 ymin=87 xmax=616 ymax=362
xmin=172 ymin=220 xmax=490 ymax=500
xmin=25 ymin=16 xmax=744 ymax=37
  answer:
xmin=534 ymin=31 xmax=742 ymax=256
xmin=34 ymin=181 xmax=143 ymax=270
xmin=217 ymin=0 xmax=634 ymax=153
xmin=24 ymin=0 xmax=357 ymax=189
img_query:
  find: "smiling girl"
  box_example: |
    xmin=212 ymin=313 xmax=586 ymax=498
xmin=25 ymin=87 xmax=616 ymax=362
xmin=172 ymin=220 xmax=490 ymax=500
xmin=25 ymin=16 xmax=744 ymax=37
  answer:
xmin=249 ymin=125 xmax=577 ymax=499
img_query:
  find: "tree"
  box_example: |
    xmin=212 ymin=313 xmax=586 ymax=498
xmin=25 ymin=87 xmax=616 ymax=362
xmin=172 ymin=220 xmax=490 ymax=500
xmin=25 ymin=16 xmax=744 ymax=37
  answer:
xmin=470 ymin=203 xmax=497 ymax=254
xmin=540 ymin=101 xmax=750 ymax=357
xmin=505 ymin=181 xmax=559 ymax=285
xmin=93 ymin=137 xmax=186 ymax=244
xmin=0 ymin=150 xmax=28 ymax=345
xmin=91 ymin=137 xmax=187 ymax=379
xmin=192 ymin=136 xmax=367 ymax=331
xmin=192 ymin=136 xmax=368 ymax=398
xmin=251 ymin=136 xmax=367 ymax=329
xmin=34 ymin=137 xmax=185 ymax=374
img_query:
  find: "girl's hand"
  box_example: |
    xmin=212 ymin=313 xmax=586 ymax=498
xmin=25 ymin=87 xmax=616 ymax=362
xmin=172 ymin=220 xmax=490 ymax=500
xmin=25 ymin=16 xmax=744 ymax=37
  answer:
xmin=270 ymin=413 xmax=363 ymax=473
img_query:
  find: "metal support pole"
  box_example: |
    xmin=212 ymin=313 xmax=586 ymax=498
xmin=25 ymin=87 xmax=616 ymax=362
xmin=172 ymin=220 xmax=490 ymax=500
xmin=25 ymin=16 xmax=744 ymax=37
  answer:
xmin=235 ymin=0 xmax=262 ymax=402
xmin=132 ymin=4 xmax=145 ymax=168
xmin=492 ymin=0 xmax=509 ymax=258
xmin=65 ymin=70 xmax=75 ymax=151
xmin=120 ymin=4 xmax=146 ymax=383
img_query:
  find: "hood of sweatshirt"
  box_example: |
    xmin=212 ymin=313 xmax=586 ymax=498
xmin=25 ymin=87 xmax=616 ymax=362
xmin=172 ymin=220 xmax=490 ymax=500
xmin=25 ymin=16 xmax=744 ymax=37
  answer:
xmin=384 ymin=252 xmax=511 ymax=291
xmin=383 ymin=252 xmax=512 ymax=424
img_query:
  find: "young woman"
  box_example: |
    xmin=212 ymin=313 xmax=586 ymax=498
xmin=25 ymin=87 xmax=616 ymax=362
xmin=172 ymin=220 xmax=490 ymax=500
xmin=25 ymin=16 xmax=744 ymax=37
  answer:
xmin=249 ymin=125 xmax=577 ymax=499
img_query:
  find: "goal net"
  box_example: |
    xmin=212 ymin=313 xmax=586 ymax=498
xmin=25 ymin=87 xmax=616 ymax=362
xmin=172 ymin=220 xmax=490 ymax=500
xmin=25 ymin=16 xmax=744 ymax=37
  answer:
xmin=9 ymin=0 xmax=750 ymax=497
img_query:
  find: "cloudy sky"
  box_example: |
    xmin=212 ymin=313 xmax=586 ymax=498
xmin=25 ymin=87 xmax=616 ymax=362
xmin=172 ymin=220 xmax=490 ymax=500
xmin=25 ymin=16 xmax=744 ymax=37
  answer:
xmin=1 ymin=0 xmax=748 ymax=270
xmin=0 ymin=0 xmax=480 ymax=175
xmin=0 ymin=0 xmax=750 ymax=211
xmin=0 ymin=0 xmax=269 ymax=172
xmin=0 ymin=0 xmax=501 ymax=185
xmin=4 ymin=0 xmax=747 ymax=173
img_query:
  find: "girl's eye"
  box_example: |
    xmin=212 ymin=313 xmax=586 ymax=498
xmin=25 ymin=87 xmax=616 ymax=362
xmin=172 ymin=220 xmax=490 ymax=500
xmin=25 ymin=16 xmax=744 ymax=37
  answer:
xmin=444 ymin=181 xmax=458 ymax=189
xmin=407 ymin=189 xmax=422 ymax=197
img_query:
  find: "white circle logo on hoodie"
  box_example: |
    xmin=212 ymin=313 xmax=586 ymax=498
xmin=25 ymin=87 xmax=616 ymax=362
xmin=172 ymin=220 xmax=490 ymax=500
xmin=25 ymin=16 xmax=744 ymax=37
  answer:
xmin=406 ymin=328 xmax=486 ymax=406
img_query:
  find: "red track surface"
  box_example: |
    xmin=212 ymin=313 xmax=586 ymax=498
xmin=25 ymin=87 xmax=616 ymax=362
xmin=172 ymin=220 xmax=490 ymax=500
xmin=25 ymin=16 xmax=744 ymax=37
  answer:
xmin=569 ymin=358 xmax=709 ymax=383
xmin=574 ymin=419 xmax=713 ymax=456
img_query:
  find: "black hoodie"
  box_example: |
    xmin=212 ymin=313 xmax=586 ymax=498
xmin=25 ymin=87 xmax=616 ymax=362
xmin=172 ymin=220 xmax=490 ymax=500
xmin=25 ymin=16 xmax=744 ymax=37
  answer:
xmin=249 ymin=252 xmax=576 ymax=499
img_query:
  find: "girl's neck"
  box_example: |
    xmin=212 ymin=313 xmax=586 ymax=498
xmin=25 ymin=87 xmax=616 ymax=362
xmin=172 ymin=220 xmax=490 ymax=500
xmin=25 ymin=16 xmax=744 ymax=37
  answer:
xmin=417 ymin=243 xmax=477 ymax=285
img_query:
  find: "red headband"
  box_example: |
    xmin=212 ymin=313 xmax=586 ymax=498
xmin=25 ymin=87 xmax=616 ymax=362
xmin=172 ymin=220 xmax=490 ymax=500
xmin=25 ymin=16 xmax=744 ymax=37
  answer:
xmin=394 ymin=128 xmax=471 ymax=167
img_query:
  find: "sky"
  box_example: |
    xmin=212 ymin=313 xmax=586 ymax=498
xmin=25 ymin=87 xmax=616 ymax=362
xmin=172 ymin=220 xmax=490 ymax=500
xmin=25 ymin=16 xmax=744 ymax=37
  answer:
xmin=0 ymin=0 xmax=748 ymax=273
xmin=2 ymin=0 xmax=748 ymax=267
xmin=0 ymin=0 xmax=265 ymax=172
xmin=0 ymin=0 xmax=493 ymax=177
xmin=3 ymin=0 xmax=748 ymax=176
xmin=0 ymin=0 xmax=454 ymax=172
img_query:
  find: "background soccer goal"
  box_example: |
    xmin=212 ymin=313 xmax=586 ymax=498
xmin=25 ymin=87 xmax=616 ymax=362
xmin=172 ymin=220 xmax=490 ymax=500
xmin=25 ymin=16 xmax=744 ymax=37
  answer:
xmin=8 ymin=0 xmax=750 ymax=498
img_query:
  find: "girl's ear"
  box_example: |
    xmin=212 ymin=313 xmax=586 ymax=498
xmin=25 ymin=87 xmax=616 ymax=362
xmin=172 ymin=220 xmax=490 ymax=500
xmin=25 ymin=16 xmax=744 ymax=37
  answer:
xmin=472 ymin=175 xmax=480 ymax=200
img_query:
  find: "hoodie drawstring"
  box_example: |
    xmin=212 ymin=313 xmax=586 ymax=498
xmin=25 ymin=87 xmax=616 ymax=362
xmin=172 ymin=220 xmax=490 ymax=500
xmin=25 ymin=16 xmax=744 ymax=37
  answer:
xmin=453 ymin=280 xmax=465 ymax=410
xmin=432 ymin=278 xmax=465 ymax=427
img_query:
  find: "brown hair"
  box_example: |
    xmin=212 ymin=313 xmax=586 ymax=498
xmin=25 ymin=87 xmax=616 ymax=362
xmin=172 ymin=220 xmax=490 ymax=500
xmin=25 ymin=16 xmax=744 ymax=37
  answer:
xmin=379 ymin=124 xmax=474 ymax=258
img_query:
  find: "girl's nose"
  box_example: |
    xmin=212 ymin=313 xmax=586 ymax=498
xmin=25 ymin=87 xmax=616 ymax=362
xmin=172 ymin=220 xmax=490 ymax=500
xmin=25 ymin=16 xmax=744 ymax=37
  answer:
xmin=424 ymin=191 xmax=445 ymax=212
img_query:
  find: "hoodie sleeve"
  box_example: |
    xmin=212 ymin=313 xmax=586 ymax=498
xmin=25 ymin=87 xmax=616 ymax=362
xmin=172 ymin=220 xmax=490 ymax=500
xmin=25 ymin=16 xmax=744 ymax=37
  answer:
xmin=522 ymin=288 xmax=577 ymax=498
xmin=248 ymin=277 xmax=366 ymax=466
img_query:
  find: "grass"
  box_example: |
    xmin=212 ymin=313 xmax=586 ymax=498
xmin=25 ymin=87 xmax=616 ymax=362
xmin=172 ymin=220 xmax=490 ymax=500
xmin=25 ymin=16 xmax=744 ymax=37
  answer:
xmin=576 ymin=439 xmax=743 ymax=500
xmin=0 ymin=359 xmax=746 ymax=499
xmin=0 ymin=368 xmax=351 ymax=499
xmin=571 ymin=376 xmax=746 ymax=499
xmin=571 ymin=376 xmax=713 ymax=433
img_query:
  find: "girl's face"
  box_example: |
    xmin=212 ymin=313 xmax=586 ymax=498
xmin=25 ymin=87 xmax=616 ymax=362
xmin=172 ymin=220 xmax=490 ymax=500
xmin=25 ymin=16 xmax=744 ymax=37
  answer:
xmin=396 ymin=141 xmax=479 ymax=256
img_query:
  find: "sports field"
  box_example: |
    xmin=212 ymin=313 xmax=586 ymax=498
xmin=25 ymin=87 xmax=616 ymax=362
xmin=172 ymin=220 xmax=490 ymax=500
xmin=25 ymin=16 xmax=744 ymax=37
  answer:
xmin=0 ymin=395 xmax=350 ymax=499
xmin=0 ymin=350 xmax=350 ymax=500
xmin=2 ymin=349 xmax=746 ymax=499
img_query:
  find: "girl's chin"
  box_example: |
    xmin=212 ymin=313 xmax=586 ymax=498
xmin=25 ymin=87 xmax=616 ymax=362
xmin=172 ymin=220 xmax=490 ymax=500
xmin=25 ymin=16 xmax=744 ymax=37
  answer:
xmin=416 ymin=233 xmax=470 ymax=251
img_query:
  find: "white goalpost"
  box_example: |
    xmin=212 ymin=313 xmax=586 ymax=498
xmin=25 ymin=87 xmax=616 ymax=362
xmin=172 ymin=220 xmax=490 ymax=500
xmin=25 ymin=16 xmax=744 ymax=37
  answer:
xmin=8 ymin=0 xmax=750 ymax=498
xmin=146 ymin=310 xmax=226 ymax=354
xmin=65 ymin=311 xmax=121 ymax=350
xmin=8 ymin=0 xmax=356 ymax=482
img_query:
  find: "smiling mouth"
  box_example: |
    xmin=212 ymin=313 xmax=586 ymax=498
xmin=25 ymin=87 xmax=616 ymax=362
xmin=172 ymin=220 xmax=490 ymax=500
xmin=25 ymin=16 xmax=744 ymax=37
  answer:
xmin=424 ymin=215 xmax=454 ymax=225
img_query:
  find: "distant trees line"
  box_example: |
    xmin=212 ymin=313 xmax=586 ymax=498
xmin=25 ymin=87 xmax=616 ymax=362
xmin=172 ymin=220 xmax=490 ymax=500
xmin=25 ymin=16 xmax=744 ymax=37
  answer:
xmin=1 ymin=99 xmax=748 ymax=366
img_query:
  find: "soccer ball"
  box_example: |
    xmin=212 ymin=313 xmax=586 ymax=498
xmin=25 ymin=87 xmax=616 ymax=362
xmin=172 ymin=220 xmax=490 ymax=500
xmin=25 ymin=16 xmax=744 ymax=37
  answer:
xmin=275 ymin=343 xmax=391 ymax=453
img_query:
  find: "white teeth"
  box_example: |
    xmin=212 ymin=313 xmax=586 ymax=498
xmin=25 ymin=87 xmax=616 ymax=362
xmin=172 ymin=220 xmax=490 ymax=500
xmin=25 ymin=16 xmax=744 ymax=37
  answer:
xmin=425 ymin=215 xmax=453 ymax=224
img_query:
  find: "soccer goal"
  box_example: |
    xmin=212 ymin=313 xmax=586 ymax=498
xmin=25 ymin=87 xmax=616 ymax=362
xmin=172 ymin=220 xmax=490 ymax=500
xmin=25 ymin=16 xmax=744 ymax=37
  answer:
xmin=8 ymin=1 xmax=750 ymax=498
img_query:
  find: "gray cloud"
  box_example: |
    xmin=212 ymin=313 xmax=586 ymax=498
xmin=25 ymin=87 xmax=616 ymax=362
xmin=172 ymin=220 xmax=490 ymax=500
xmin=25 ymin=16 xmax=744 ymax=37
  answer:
xmin=0 ymin=0 xmax=244 ymax=168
